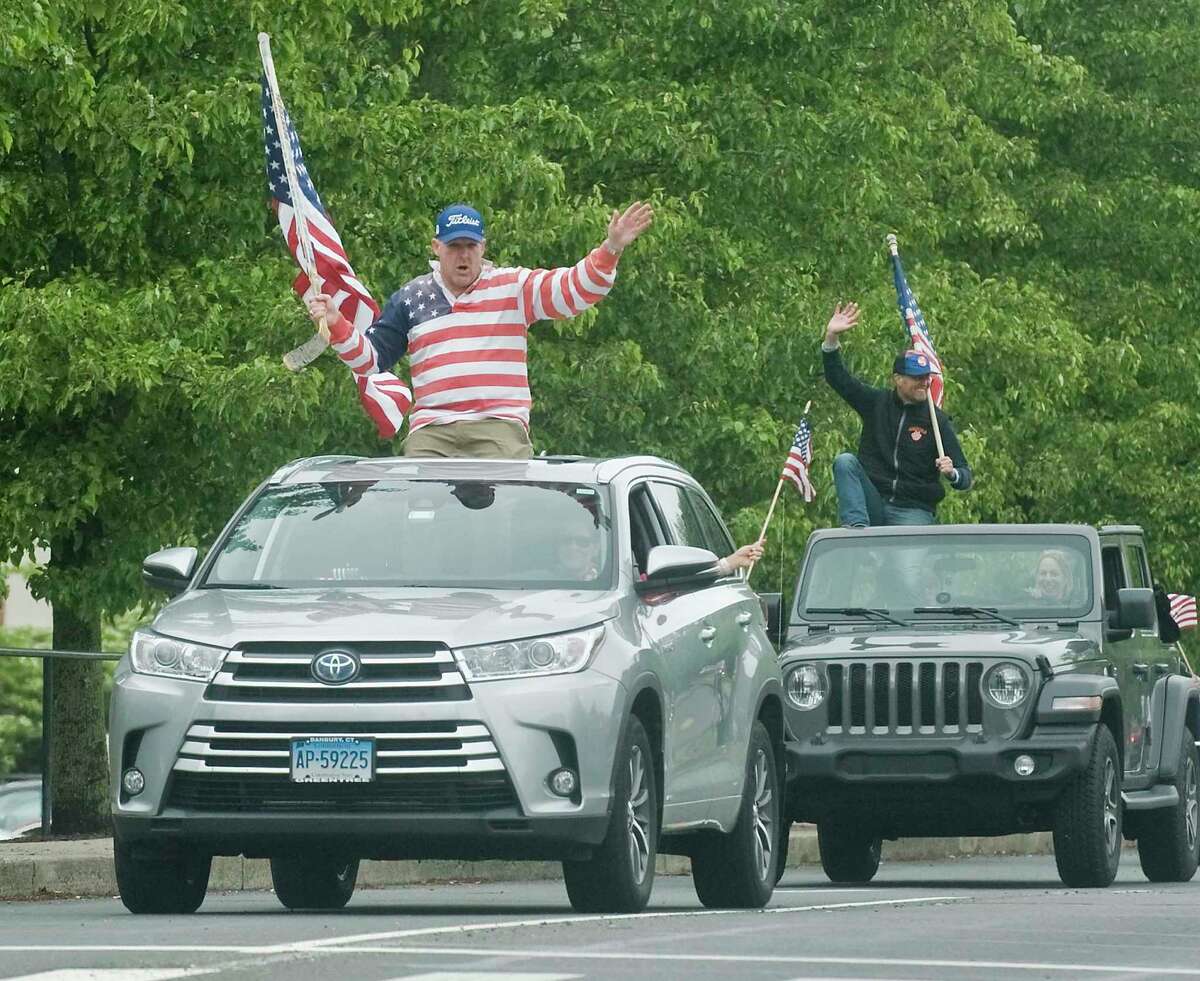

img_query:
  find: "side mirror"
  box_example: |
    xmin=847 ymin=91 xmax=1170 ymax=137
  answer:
xmin=636 ymin=545 xmax=719 ymax=592
xmin=759 ymin=592 xmax=784 ymax=649
xmin=142 ymin=547 xmax=198 ymax=595
xmin=1115 ymin=587 xmax=1156 ymax=630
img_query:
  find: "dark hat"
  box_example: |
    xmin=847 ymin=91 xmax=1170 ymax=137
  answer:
xmin=892 ymin=350 xmax=934 ymax=377
xmin=434 ymin=204 xmax=485 ymax=243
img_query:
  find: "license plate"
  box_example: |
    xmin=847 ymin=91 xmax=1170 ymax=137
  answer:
xmin=290 ymin=737 xmax=374 ymax=783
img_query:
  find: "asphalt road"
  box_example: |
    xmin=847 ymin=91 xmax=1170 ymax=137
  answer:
xmin=1 ymin=855 xmax=1198 ymax=980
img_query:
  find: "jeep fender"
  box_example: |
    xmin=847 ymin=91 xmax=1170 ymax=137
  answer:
xmin=1152 ymin=675 xmax=1200 ymax=782
xmin=1034 ymin=673 xmax=1121 ymax=726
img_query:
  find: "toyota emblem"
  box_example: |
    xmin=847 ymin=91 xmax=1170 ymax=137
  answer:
xmin=311 ymin=649 xmax=360 ymax=685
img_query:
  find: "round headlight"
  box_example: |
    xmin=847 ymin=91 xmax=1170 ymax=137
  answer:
xmin=528 ymin=641 xmax=556 ymax=668
xmin=786 ymin=664 xmax=827 ymax=711
xmin=984 ymin=662 xmax=1030 ymax=708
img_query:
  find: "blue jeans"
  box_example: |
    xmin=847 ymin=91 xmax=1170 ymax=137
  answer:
xmin=832 ymin=453 xmax=936 ymax=528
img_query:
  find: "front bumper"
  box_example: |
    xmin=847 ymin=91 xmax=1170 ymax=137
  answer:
xmin=109 ymin=662 xmax=625 ymax=861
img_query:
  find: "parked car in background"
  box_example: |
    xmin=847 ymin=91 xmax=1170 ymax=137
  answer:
xmin=110 ymin=455 xmax=785 ymax=914
xmin=0 ymin=776 xmax=41 ymax=842
xmin=779 ymin=523 xmax=1200 ymax=889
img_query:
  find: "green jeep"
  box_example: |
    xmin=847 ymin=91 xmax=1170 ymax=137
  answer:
xmin=778 ymin=523 xmax=1200 ymax=888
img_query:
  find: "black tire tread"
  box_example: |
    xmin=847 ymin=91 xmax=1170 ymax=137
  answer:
xmin=1137 ymin=728 xmax=1200 ymax=883
xmin=817 ymin=821 xmax=881 ymax=884
xmin=1053 ymin=725 xmax=1121 ymax=888
xmin=270 ymin=856 xmax=359 ymax=910
xmin=114 ymin=838 xmax=211 ymax=915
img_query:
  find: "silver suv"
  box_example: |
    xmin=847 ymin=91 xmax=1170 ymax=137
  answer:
xmin=110 ymin=455 xmax=784 ymax=914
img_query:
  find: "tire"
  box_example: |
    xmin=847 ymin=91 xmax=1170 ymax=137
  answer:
xmin=270 ymin=855 xmax=359 ymax=910
xmin=1136 ymin=728 xmax=1200 ymax=883
xmin=563 ymin=715 xmax=657 ymax=913
xmin=114 ymin=837 xmax=211 ymax=914
xmin=817 ymin=820 xmax=881 ymax=884
xmin=1054 ymin=724 xmax=1122 ymax=888
xmin=692 ymin=721 xmax=781 ymax=908
xmin=774 ymin=819 xmax=792 ymax=886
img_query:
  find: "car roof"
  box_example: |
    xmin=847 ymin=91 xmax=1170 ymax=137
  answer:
xmin=266 ymin=454 xmax=691 ymax=487
xmin=808 ymin=523 xmax=1103 ymax=542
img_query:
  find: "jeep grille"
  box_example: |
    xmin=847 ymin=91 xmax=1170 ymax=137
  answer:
xmin=826 ymin=660 xmax=985 ymax=734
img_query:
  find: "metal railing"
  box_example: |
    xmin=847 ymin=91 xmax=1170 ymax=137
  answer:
xmin=0 ymin=647 xmax=122 ymax=838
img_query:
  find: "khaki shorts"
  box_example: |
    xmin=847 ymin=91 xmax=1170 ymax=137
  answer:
xmin=402 ymin=418 xmax=533 ymax=460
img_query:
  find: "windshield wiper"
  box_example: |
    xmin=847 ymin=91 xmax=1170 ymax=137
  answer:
xmin=806 ymin=607 xmax=911 ymax=627
xmin=203 ymin=582 xmax=284 ymax=590
xmin=913 ymin=606 xmax=1021 ymax=627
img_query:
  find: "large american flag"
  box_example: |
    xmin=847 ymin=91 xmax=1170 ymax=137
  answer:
xmin=261 ymin=75 xmax=378 ymax=335
xmin=781 ymin=418 xmax=815 ymax=502
xmin=1169 ymin=593 xmax=1198 ymax=630
xmin=890 ymin=243 xmax=945 ymax=408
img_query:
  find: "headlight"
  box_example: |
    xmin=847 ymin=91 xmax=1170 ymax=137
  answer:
xmin=130 ymin=629 xmax=227 ymax=683
xmin=785 ymin=664 xmax=827 ymax=710
xmin=453 ymin=624 xmax=605 ymax=682
xmin=984 ymin=662 xmax=1030 ymax=708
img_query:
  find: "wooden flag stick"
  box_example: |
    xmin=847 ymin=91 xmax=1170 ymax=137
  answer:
xmin=887 ymin=233 xmax=945 ymax=458
xmin=259 ymin=33 xmax=330 ymax=372
xmin=747 ymin=400 xmax=812 ymax=580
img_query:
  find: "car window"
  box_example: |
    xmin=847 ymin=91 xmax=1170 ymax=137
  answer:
xmin=205 ymin=480 xmax=614 ymax=590
xmin=629 ymin=483 xmax=667 ymax=577
xmin=1124 ymin=544 xmax=1150 ymax=589
xmin=647 ymin=482 xmax=710 ymax=551
xmin=684 ymin=488 xmax=735 ymax=557
xmin=1101 ymin=545 xmax=1125 ymax=609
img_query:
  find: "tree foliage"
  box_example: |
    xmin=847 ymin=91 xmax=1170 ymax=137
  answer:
xmin=3 ymin=1 xmax=1200 ymax=822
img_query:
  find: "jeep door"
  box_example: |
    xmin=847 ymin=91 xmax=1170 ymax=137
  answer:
xmin=647 ymin=480 xmax=752 ymax=803
xmin=628 ymin=481 xmax=719 ymax=823
xmin=1100 ymin=541 xmax=1151 ymax=775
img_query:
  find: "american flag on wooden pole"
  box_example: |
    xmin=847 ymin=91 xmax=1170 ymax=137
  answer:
xmin=781 ymin=417 xmax=815 ymax=503
xmin=887 ymin=233 xmax=945 ymax=408
xmin=1169 ymin=593 xmax=1198 ymax=630
xmin=259 ymin=33 xmax=377 ymax=371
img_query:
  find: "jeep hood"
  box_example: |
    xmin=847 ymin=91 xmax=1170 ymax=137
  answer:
xmin=151 ymin=587 xmax=619 ymax=649
xmin=780 ymin=626 xmax=1100 ymax=666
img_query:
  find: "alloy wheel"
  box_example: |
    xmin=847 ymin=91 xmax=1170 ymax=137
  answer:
xmin=1186 ymin=755 xmax=1198 ymax=854
xmin=750 ymin=748 xmax=775 ymax=882
xmin=1103 ymin=757 xmax=1120 ymax=855
xmin=626 ymin=744 xmax=651 ymax=884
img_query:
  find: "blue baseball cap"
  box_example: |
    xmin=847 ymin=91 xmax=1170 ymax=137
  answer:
xmin=434 ymin=204 xmax=485 ymax=243
xmin=893 ymin=350 xmax=934 ymax=377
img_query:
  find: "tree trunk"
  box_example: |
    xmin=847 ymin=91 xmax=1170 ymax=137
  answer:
xmin=47 ymin=591 xmax=110 ymax=836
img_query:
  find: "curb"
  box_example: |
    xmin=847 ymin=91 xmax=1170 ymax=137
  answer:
xmin=0 ymin=828 xmax=1058 ymax=902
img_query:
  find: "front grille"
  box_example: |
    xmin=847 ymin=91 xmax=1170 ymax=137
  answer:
xmin=826 ymin=660 xmax=984 ymax=734
xmin=205 ymin=641 xmax=471 ymax=703
xmin=165 ymin=772 xmax=518 ymax=813
xmin=173 ymin=720 xmax=504 ymax=776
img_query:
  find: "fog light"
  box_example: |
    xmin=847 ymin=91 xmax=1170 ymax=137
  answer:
xmin=122 ymin=768 xmax=145 ymax=796
xmin=548 ymin=767 xmax=578 ymax=797
xmin=1013 ymin=755 xmax=1036 ymax=777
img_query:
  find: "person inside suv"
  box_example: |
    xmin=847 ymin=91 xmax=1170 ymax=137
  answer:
xmin=1029 ymin=549 xmax=1073 ymax=604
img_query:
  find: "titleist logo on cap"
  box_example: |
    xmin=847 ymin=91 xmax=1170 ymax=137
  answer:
xmin=445 ymin=214 xmax=481 ymax=227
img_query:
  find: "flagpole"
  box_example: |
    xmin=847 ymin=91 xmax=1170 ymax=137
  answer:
xmin=747 ymin=400 xmax=811 ymax=580
xmin=259 ymin=33 xmax=330 ymax=370
xmin=888 ymin=233 xmax=945 ymax=459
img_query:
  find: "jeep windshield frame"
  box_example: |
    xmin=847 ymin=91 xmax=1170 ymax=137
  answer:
xmin=200 ymin=479 xmax=615 ymax=591
xmin=794 ymin=531 xmax=1097 ymax=625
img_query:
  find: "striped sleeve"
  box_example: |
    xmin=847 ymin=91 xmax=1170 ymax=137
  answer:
xmin=518 ymin=245 xmax=619 ymax=326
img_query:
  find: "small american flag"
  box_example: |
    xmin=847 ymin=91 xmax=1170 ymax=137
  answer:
xmin=1169 ymin=593 xmax=1197 ymax=630
xmin=261 ymin=75 xmax=379 ymax=335
xmin=890 ymin=240 xmax=945 ymax=408
xmin=781 ymin=418 xmax=815 ymax=502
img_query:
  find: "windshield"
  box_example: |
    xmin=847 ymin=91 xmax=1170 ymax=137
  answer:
xmin=796 ymin=533 xmax=1095 ymax=621
xmin=204 ymin=480 xmax=613 ymax=590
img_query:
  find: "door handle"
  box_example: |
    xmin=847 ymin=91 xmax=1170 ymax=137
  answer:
xmin=736 ymin=611 xmax=753 ymax=627
xmin=1132 ymin=663 xmax=1150 ymax=679
xmin=699 ymin=626 xmax=717 ymax=642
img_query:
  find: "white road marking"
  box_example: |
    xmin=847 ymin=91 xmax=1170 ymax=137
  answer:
xmin=388 ymin=975 xmax=578 ymax=981
xmin=3 ymin=972 xmax=213 ymax=981
xmin=323 ymin=946 xmax=1200 ymax=976
xmin=263 ymin=895 xmax=964 ymax=952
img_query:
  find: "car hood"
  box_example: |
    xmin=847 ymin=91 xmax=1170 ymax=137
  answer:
xmin=152 ymin=587 xmax=620 ymax=650
xmin=780 ymin=625 xmax=1100 ymax=667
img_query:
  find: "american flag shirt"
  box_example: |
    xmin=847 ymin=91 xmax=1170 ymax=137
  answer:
xmin=329 ymin=247 xmax=619 ymax=435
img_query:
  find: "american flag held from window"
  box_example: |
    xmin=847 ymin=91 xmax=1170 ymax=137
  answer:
xmin=781 ymin=418 xmax=815 ymax=502
xmin=1169 ymin=593 xmax=1197 ymax=630
xmin=889 ymin=241 xmax=945 ymax=408
xmin=261 ymin=66 xmax=413 ymax=434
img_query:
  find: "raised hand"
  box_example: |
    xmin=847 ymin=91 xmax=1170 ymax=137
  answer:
xmin=825 ymin=302 xmax=860 ymax=339
xmin=604 ymin=201 xmax=655 ymax=254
